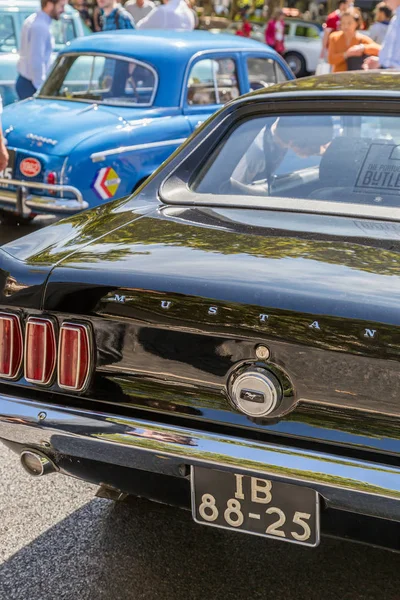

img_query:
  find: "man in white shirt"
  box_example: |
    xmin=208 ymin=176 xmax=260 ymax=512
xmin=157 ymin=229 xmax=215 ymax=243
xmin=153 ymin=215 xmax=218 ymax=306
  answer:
xmin=124 ymin=0 xmax=154 ymax=24
xmin=364 ymin=0 xmax=400 ymax=68
xmin=136 ymin=0 xmax=195 ymax=30
xmin=16 ymin=0 xmax=67 ymax=100
xmin=0 ymin=97 xmax=8 ymax=175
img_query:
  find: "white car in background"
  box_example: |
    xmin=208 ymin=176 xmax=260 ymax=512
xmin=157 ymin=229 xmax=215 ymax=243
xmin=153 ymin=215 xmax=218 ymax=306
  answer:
xmin=223 ymin=19 xmax=323 ymax=77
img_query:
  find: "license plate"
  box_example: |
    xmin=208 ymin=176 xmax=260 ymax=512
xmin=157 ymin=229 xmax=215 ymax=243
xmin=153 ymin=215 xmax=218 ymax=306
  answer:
xmin=191 ymin=467 xmax=320 ymax=547
xmin=0 ymin=149 xmax=15 ymax=181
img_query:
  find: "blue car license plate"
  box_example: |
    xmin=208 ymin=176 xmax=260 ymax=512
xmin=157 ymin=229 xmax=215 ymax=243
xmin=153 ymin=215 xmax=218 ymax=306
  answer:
xmin=191 ymin=467 xmax=320 ymax=547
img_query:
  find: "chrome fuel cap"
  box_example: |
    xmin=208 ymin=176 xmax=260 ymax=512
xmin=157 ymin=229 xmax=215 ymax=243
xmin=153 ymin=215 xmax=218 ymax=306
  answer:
xmin=229 ymin=368 xmax=282 ymax=418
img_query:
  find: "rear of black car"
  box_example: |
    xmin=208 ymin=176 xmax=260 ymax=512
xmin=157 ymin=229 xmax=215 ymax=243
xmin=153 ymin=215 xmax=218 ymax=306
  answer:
xmin=0 ymin=74 xmax=400 ymax=550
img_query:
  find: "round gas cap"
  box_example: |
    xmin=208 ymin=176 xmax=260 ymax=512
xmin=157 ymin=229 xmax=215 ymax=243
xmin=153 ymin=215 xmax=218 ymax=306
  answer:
xmin=229 ymin=368 xmax=282 ymax=418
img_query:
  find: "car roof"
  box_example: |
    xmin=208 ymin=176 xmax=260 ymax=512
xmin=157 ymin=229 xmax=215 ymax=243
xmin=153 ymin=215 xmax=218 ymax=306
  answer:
xmin=62 ymin=29 xmax=278 ymax=61
xmin=245 ymin=71 xmax=400 ymax=100
xmin=60 ymin=30 xmax=281 ymax=108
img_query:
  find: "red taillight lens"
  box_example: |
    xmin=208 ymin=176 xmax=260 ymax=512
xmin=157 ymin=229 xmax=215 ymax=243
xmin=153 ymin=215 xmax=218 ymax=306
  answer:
xmin=0 ymin=313 xmax=23 ymax=379
xmin=58 ymin=323 xmax=90 ymax=391
xmin=47 ymin=172 xmax=57 ymax=196
xmin=47 ymin=172 xmax=57 ymax=185
xmin=24 ymin=317 xmax=56 ymax=384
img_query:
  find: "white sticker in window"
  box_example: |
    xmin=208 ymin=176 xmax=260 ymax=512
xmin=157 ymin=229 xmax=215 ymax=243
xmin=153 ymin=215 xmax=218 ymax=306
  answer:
xmin=355 ymin=143 xmax=400 ymax=194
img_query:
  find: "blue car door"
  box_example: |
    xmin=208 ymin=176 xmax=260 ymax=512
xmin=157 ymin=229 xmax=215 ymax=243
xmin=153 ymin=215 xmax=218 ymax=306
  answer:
xmin=183 ymin=52 xmax=244 ymax=134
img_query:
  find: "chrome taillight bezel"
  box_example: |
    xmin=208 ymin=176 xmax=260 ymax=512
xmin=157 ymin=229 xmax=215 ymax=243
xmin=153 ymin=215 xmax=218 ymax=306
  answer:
xmin=24 ymin=316 xmax=57 ymax=386
xmin=0 ymin=312 xmax=23 ymax=380
xmin=57 ymin=321 xmax=92 ymax=392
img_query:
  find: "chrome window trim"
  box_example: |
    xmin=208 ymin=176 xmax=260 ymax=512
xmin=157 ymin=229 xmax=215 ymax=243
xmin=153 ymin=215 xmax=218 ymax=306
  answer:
xmin=180 ymin=48 xmax=271 ymax=109
xmin=0 ymin=313 xmax=23 ymax=380
xmin=57 ymin=322 xmax=92 ymax=392
xmin=38 ymin=51 xmax=159 ymax=108
xmin=24 ymin=317 xmax=57 ymax=386
xmin=90 ymin=137 xmax=187 ymax=163
xmin=162 ymin=186 xmax=400 ymax=222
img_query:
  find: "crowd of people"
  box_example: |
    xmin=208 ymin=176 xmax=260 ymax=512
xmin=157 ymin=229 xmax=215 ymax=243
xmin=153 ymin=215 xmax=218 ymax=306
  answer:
xmin=322 ymin=0 xmax=400 ymax=72
xmin=235 ymin=0 xmax=400 ymax=73
xmin=71 ymin=0 xmax=197 ymax=32
xmin=10 ymin=0 xmax=400 ymax=101
xmin=14 ymin=0 xmax=198 ymax=100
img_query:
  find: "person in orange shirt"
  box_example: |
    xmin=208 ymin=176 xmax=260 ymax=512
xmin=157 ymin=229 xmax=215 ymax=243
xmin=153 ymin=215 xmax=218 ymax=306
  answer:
xmin=328 ymin=9 xmax=380 ymax=72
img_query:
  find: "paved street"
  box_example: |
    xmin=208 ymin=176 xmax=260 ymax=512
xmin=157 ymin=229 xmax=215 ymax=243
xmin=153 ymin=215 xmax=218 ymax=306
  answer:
xmin=0 ymin=219 xmax=400 ymax=600
xmin=1 ymin=444 xmax=400 ymax=600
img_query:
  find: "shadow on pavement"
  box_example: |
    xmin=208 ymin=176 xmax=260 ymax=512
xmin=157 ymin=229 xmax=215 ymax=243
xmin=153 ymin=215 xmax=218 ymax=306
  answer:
xmin=0 ymin=495 xmax=399 ymax=600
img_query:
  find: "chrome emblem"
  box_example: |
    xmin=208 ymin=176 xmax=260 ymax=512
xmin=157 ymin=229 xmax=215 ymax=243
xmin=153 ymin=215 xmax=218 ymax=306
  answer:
xmin=26 ymin=133 xmax=58 ymax=146
xmin=229 ymin=368 xmax=282 ymax=418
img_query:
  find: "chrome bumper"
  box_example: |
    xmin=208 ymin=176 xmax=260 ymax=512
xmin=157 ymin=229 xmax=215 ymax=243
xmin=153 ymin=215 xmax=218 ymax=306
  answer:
xmin=0 ymin=178 xmax=88 ymax=214
xmin=0 ymin=393 xmax=399 ymax=522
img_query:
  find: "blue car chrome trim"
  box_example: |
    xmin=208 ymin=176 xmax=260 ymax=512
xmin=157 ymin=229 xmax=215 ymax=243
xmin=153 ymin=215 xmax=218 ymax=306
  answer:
xmin=90 ymin=138 xmax=187 ymax=163
xmin=0 ymin=394 xmax=400 ymax=522
xmin=26 ymin=133 xmax=58 ymax=146
xmin=0 ymin=178 xmax=88 ymax=213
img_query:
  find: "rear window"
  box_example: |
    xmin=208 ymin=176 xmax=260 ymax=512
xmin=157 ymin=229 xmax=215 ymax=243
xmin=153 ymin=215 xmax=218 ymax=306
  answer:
xmin=39 ymin=53 xmax=157 ymax=106
xmin=193 ymin=114 xmax=400 ymax=208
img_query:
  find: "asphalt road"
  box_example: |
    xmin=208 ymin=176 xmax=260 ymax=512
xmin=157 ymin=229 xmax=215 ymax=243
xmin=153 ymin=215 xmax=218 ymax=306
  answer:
xmin=0 ymin=218 xmax=400 ymax=600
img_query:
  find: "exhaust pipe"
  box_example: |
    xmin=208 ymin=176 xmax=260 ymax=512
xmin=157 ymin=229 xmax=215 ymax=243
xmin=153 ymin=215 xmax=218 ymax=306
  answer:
xmin=20 ymin=450 xmax=57 ymax=477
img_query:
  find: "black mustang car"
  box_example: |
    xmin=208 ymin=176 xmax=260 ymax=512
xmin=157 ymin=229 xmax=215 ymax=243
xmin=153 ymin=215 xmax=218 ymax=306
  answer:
xmin=0 ymin=72 xmax=400 ymax=550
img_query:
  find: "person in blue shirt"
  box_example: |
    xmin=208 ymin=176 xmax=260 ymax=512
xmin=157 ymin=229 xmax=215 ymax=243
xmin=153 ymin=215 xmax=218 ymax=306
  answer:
xmin=16 ymin=0 xmax=67 ymax=100
xmin=96 ymin=0 xmax=136 ymax=30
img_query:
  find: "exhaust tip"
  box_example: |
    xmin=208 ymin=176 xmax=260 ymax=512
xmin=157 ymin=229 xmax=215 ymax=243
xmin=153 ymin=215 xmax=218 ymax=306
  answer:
xmin=20 ymin=450 xmax=56 ymax=477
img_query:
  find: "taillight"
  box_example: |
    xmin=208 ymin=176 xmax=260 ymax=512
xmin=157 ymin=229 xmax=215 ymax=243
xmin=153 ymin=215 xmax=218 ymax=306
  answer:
xmin=24 ymin=317 xmax=56 ymax=385
xmin=47 ymin=172 xmax=57 ymax=196
xmin=0 ymin=313 xmax=23 ymax=379
xmin=58 ymin=323 xmax=91 ymax=391
xmin=47 ymin=172 xmax=57 ymax=185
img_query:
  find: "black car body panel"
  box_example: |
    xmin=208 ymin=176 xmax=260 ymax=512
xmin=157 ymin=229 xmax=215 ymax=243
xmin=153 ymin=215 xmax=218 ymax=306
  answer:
xmin=1 ymin=72 xmax=400 ymax=549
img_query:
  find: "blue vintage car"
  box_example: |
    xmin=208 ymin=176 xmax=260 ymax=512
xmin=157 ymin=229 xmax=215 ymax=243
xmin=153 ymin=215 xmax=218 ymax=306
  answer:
xmin=0 ymin=0 xmax=89 ymax=106
xmin=0 ymin=30 xmax=293 ymax=223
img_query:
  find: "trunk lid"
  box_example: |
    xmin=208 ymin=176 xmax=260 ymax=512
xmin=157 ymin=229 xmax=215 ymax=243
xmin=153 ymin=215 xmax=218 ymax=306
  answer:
xmin=42 ymin=206 xmax=400 ymax=423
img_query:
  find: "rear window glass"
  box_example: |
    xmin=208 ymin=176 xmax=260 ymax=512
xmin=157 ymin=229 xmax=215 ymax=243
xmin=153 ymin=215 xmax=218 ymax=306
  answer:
xmin=193 ymin=114 xmax=400 ymax=208
xmin=40 ymin=54 xmax=157 ymax=106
